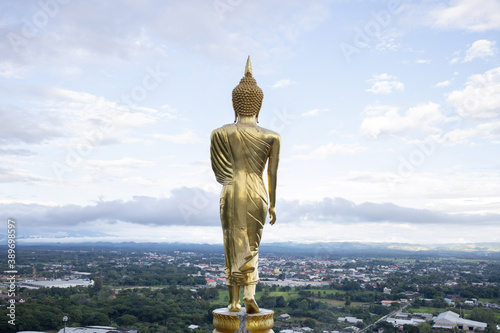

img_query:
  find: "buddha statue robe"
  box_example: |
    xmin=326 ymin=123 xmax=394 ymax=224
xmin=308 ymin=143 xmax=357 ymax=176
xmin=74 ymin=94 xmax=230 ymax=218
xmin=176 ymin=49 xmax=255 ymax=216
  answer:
xmin=210 ymin=123 xmax=272 ymax=286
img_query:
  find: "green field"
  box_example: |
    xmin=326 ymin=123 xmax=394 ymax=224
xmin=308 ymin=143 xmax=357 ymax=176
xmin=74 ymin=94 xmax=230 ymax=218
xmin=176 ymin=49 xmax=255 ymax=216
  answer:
xmin=303 ymin=288 xmax=345 ymax=295
xmin=214 ymin=287 xmax=348 ymax=306
xmin=319 ymin=299 xmax=367 ymax=307
xmin=406 ymin=306 xmax=443 ymax=315
xmin=479 ymin=298 xmax=500 ymax=303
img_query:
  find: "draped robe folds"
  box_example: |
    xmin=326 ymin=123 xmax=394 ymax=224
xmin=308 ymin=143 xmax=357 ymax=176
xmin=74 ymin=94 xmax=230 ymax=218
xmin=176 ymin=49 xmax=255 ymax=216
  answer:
xmin=210 ymin=124 xmax=271 ymax=286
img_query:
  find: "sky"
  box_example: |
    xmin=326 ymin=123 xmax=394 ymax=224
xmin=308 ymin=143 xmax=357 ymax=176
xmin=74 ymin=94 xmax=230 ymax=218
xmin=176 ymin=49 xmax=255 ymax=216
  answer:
xmin=1 ymin=0 xmax=500 ymax=245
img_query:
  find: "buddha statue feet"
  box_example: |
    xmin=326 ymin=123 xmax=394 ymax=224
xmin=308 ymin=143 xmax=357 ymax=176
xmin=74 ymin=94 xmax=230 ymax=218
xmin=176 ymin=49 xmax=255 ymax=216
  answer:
xmin=228 ymin=302 xmax=242 ymax=312
xmin=243 ymin=297 xmax=260 ymax=314
xmin=228 ymin=285 xmax=241 ymax=312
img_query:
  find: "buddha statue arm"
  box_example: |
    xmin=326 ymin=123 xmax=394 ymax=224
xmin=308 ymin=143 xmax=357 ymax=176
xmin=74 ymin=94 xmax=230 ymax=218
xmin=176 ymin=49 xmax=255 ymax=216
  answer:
xmin=267 ymin=135 xmax=281 ymax=225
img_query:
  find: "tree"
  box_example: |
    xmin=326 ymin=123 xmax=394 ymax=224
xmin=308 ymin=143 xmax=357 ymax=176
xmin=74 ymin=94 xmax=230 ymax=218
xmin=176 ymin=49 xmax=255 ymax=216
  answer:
xmin=81 ymin=311 xmax=109 ymax=326
xmin=276 ymin=296 xmax=287 ymax=307
xmin=418 ymin=322 xmax=431 ymax=333
xmin=486 ymin=323 xmax=497 ymax=333
xmin=93 ymin=277 xmax=103 ymax=291
xmin=205 ymin=288 xmax=219 ymax=300
xmin=370 ymin=304 xmax=390 ymax=316
xmin=298 ymin=299 xmax=309 ymax=311
xmin=403 ymin=324 xmax=419 ymax=333
xmin=375 ymin=320 xmax=396 ymax=333
xmin=470 ymin=308 xmax=496 ymax=324
xmin=259 ymin=296 xmax=277 ymax=309
xmin=116 ymin=314 xmax=138 ymax=326
xmin=304 ymin=318 xmax=316 ymax=328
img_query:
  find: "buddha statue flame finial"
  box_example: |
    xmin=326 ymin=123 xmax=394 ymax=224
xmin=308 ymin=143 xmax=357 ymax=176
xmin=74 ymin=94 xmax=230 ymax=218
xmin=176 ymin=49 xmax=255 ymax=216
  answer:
xmin=232 ymin=56 xmax=263 ymax=122
xmin=244 ymin=55 xmax=253 ymax=77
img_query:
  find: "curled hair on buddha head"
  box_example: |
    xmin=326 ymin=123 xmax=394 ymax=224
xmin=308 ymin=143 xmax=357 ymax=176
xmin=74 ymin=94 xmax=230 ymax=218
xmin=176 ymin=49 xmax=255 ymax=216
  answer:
xmin=232 ymin=56 xmax=264 ymax=123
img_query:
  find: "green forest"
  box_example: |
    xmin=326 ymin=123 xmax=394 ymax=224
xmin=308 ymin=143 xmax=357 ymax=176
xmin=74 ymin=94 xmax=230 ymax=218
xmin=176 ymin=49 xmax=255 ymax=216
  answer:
xmin=2 ymin=248 xmax=500 ymax=333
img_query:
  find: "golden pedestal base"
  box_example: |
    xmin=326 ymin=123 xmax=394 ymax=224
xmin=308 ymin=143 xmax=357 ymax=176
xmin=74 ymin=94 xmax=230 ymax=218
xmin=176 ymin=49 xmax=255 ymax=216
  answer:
xmin=213 ymin=308 xmax=274 ymax=333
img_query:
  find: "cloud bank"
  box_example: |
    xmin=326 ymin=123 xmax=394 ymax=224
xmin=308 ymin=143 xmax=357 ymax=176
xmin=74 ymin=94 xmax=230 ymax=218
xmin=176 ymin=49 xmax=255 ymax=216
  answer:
xmin=2 ymin=188 xmax=498 ymax=234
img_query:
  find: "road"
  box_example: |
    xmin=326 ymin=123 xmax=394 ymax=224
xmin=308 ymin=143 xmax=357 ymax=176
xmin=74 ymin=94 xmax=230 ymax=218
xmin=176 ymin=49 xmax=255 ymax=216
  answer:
xmin=359 ymin=303 xmax=411 ymax=333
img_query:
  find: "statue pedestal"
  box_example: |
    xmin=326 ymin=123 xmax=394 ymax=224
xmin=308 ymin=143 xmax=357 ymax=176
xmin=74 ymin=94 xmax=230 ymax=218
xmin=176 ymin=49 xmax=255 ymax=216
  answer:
xmin=213 ymin=308 xmax=274 ymax=333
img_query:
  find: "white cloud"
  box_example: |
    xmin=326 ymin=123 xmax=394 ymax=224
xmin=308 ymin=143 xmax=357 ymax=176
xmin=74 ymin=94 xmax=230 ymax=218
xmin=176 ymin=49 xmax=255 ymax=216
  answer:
xmin=366 ymin=74 xmax=404 ymax=94
xmin=301 ymin=108 xmax=329 ymax=117
xmin=428 ymin=0 xmax=500 ymax=31
xmin=271 ymin=79 xmax=296 ymax=89
xmin=361 ymin=102 xmax=444 ymax=139
xmin=151 ymin=1 xmax=330 ymax=60
xmin=434 ymin=121 xmax=500 ymax=146
xmin=362 ymin=104 xmax=399 ymax=117
xmin=433 ymin=128 xmax=477 ymax=146
xmin=44 ymin=87 xmax=161 ymax=130
xmin=0 ymin=62 xmax=23 ymax=78
xmin=4 ymin=192 xmax=499 ymax=238
xmin=76 ymin=158 xmax=156 ymax=183
xmin=160 ymin=104 xmax=179 ymax=119
xmin=447 ymin=66 xmax=500 ymax=118
xmin=435 ymin=80 xmax=451 ymax=88
xmin=153 ymin=130 xmax=199 ymax=144
xmin=415 ymin=59 xmax=431 ymax=64
xmin=292 ymin=144 xmax=310 ymax=151
xmin=289 ymin=143 xmax=366 ymax=160
xmin=374 ymin=32 xmax=402 ymax=52
xmin=464 ymin=39 xmax=496 ymax=62
xmin=0 ymin=105 xmax=63 ymax=144
xmin=84 ymin=158 xmax=154 ymax=168
xmin=0 ymin=1 xmax=331 ymax=73
xmin=0 ymin=167 xmax=49 ymax=184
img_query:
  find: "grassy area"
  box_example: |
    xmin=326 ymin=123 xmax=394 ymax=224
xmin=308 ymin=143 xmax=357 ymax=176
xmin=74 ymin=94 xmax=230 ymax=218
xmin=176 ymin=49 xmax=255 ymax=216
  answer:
xmin=213 ymin=287 xmax=361 ymax=308
xmin=406 ymin=306 xmax=443 ymax=315
xmin=215 ymin=290 xmax=229 ymax=304
xmin=319 ymin=299 xmax=346 ymax=307
xmin=267 ymin=291 xmax=293 ymax=301
xmin=479 ymin=298 xmax=500 ymax=303
xmin=303 ymin=288 xmax=345 ymax=295
xmin=113 ymin=285 xmax=172 ymax=291
xmin=318 ymin=299 xmax=366 ymax=307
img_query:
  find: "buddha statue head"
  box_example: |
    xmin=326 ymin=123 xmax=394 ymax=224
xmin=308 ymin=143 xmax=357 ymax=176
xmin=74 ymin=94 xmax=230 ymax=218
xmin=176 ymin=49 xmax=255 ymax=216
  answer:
xmin=232 ymin=56 xmax=263 ymax=122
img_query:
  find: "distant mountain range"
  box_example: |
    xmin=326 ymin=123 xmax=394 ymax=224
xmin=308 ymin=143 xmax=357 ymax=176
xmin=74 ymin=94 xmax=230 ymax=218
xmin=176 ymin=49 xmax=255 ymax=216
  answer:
xmin=3 ymin=240 xmax=500 ymax=258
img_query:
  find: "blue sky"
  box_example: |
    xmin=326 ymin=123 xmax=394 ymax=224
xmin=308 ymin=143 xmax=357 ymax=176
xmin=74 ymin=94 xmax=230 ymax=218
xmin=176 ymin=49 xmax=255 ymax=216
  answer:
xmin=1 ymin=0 xmax=500 ymax=245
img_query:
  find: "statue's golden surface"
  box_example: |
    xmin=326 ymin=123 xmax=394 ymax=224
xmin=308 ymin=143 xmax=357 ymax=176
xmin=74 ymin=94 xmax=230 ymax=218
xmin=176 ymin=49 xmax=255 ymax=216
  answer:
xmin=210 ymin=57 xmax=281 ymax=314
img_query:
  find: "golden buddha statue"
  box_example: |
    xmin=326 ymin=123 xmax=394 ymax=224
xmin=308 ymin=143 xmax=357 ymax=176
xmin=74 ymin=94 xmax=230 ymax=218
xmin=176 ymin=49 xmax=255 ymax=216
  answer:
xmin=210 ymin=57 xmax=281 ymax=314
